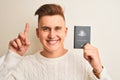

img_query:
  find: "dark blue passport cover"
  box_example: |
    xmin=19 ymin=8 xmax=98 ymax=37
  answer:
xmin=74 ymin=26 xmax=91 ymax=49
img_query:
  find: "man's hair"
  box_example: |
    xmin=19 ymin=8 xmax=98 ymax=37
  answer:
xmin=35 ymin=4 xmax=65 ymax=22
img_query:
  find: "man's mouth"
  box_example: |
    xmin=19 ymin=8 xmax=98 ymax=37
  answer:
xmin=47 ymin=40 xmax=59 ymax=45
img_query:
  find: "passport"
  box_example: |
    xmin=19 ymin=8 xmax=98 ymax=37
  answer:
xmin=74 ymin=26 xmax=91 ymax=49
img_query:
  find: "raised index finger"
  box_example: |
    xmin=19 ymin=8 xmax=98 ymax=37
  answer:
xmin=24 ymin=23 xmax=29 ymax=37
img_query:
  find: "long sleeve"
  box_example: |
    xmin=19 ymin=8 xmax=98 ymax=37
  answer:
xmin=100 ymin=67 xmax=112 ymax=80
xmin=87 ymin=64 xmax=112 ymax=80
xmin=87 ymin=67 xmax=112 ymax=80
xmin=84 ymin=58 xmax=112 ymax=80
xmin=0 ymin=50 xmax=23 ymax=80
xmin=0 ymin=54 xmax=5 ymax=66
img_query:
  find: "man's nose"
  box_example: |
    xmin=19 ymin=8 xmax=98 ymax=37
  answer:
xmin=48 ymin=29 xmax=56 ymax=39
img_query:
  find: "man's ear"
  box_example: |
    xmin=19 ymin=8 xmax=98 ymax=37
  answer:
xmin=65 ymin=27 xmax=68 ymax=35
xmin=36 ymin=28 xmax=39 ymax=38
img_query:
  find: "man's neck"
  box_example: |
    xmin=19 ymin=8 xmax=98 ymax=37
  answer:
xmin=40 ymin=48 xmax=68 ymax=58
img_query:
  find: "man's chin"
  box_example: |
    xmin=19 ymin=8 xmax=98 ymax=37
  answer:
xmin=44 ymin=46 xmax=59 ymax=53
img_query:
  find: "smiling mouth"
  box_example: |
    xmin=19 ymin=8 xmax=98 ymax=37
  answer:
xmin=47 ymin=40 xmax=59 ymax=45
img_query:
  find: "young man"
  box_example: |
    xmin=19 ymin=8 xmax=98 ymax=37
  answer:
xmin=0 ymin=4 xmax=111 ymax=80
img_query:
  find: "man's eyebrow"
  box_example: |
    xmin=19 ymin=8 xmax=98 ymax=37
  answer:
xmin=41 ymin=26 xmax=49 ymax=28
xmin=40 ymin=26 xmax=63 ymax=29
xmin=41 ymin=26 xmax=62 ymax=28
xmin=55 ymin=26 xmax=63 ymax=28
xmin=40 ymin=26 xmax=50 ymax=29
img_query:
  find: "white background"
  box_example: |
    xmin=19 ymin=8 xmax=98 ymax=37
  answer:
xmin=0 ymin=0 xmax=120 ymax=79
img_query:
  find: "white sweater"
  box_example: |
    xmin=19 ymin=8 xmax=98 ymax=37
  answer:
xmin=0 ymin=50 xmax=112 ymax=80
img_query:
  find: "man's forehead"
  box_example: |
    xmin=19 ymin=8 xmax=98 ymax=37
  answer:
xmin=38 ymin=15 xmax=65 ymax=23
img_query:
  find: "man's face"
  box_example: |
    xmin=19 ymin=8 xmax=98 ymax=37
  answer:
xmin=36 ymin=15 xmax=67 ymax=52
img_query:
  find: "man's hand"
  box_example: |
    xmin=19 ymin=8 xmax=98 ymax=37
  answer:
xmin=9 ymin=23 xmax=31 ymax=56
xmin=83 ymin=43 xmax=103 ymax=78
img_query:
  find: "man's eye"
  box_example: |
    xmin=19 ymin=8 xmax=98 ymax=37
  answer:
xmin=42 ymin=27 xmax=50 ymax=31
xmin=55 ymin=27 xmax=62 ymax=30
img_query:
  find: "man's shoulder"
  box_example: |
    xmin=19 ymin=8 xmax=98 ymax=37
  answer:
xmin=67 ymin=50 xmax=85 ymax=62
xmin=23 ymin=51 xmax=40 ymax=61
